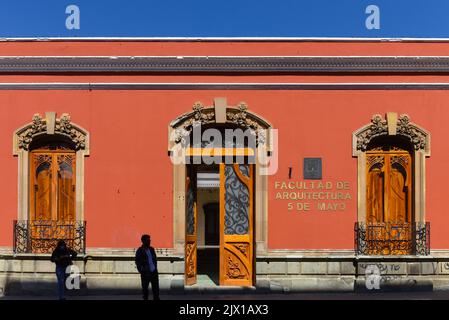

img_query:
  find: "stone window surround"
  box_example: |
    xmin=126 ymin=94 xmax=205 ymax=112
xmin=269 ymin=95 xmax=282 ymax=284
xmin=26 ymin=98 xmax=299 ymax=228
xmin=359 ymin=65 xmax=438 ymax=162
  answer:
xmin=13 ymin=112 xmax=90 ymax=222
xmin=169 ymin=98 xmax=273 ymax=256
xmin=352 ymin=112 xmax=431 ymax=225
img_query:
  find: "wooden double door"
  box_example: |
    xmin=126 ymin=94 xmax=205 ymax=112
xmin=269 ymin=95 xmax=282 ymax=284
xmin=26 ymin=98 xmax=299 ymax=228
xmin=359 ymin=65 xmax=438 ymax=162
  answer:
xmin=29 ymin=149 xmax=76 ymax=252
xmin=366 ymin=148 xmax=413 ymax=255
xmin=185 ymin=163 xmax=254 ymax=286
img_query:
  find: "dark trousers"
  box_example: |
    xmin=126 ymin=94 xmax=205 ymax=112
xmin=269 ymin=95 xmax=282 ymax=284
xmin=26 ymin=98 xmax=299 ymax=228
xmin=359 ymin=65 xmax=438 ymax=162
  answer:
xmin=140 ymin=271 xmax=160 ymax=300
xmin=55 ymin=266 xmax=68 ymax=300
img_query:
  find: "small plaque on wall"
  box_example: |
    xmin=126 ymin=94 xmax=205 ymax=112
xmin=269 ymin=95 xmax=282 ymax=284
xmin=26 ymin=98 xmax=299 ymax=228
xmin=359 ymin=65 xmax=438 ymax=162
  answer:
xmin=303 ymin=158 xmax=322 ymax=180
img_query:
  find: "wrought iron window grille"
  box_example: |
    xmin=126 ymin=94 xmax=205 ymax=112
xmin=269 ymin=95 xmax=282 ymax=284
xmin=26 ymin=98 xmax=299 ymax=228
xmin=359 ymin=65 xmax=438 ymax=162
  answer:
xmin=13 ymin=220 xmax=86 ymax=254
xmin=354 ymin=222 xmax=430 ymax=256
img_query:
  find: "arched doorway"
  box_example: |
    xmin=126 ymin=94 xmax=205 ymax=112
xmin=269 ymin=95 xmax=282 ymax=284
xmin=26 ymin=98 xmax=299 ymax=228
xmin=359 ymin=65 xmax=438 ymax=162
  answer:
xmin=13 ymin=112 xmax=89 ymax=254
xmin=169 ymin=98 xmax=272 ymax=286
xmin=353 ymin=113 xmax=430 ymax=256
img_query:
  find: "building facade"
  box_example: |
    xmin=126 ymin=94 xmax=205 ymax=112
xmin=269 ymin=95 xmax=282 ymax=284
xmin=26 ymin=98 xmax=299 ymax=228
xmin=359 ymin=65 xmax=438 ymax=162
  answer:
xmin=1 ymin=39 xmax=449 ymax=294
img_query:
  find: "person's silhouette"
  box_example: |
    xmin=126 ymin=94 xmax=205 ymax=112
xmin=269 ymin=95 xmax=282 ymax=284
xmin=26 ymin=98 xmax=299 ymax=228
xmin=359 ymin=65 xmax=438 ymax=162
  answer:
xmin=50 ymin=240 xmax=77 ymax=300
xmin=135 ymin=234 xmax=160 ymax=300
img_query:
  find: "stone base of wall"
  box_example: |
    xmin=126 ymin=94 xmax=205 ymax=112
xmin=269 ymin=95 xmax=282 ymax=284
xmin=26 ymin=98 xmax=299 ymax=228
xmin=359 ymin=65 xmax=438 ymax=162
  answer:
xmin=2 ymin=249 xmax=449 ymax=296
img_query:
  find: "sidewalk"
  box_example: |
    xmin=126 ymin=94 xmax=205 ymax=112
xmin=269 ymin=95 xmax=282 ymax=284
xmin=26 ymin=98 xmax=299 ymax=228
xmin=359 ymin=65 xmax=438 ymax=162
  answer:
xmin=2 ymin=291 xmax=449 ymax=300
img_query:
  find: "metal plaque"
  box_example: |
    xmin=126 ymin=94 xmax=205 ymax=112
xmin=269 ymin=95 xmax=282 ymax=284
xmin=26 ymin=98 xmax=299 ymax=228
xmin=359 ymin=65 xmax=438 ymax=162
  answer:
xmin=303 ymin=158 xmax=322 ymax=180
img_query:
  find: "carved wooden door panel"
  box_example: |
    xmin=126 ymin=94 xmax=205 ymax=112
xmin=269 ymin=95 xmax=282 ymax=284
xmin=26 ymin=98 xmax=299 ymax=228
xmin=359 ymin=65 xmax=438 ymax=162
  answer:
xmin=366 ymin=150 xmax=412 ymax=255
xmin=31 ymin=153 xmax=54 ymax=222
xmin=185 ymin=166 xmax=198 ymax=285
xmin=219 ymin=163 xmax=254 ymax=286
xmin=30 ymin=151 xmax=76 ymax=253
xmin=57 ymin=154 xmax=76 ymax=222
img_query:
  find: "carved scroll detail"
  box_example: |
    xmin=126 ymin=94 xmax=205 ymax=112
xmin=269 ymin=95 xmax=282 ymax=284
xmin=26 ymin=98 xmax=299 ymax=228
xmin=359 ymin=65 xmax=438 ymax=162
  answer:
xmin=174 ymin=102 xmax=215 ymax=145
xmin=172 ymin=101 xmax=268 ymax=146
xmin=355 ymin=114 xmax=428 ymax=152
xmin=226 ymin=255 xmax=247 ymax=279
xmin=390 ymin=155 xmax=409 ymax=167
xmin=16 ymin=113 xmax=87 ymax=151
xmin=366 ymin=155 xmax=385 ymax=169
xmin=185 ymin=242 xmax=196 ymax=277
xmin=233 ymin=243 xmax=249 ymax=257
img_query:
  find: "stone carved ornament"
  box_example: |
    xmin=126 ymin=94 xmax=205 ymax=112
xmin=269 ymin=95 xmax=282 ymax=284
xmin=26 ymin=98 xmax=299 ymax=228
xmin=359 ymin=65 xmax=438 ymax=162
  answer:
xmin=17 ymin=113 xmax=87 ymax=151
xmin=174 ymin=101 xmax=215 ymax=145
xmin=174 ymin=101 xmax=266 ymax=146
xmin=356 ymin=114 xmax=427 ymax=152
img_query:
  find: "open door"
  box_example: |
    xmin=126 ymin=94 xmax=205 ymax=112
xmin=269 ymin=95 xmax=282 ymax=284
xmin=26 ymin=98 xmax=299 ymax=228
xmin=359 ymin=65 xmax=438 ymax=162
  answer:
xmin=185 ymin=165 xmax=198 ymax=285
xmin=219 ymin=163 xmax=254 ymax=286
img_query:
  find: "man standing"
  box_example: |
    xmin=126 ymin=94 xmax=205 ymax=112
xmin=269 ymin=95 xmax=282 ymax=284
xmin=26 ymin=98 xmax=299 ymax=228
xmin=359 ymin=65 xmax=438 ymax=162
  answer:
xmin=135 ymin=234 xmax=160 ymax=300
xmin=50 ymin=240 xmax=77 ymax=300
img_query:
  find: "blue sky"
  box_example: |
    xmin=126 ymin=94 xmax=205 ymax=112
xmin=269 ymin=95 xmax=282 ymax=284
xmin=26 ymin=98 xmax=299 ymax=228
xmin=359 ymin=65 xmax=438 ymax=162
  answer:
xmin=0 ymin=0 xmax=448 ymax=38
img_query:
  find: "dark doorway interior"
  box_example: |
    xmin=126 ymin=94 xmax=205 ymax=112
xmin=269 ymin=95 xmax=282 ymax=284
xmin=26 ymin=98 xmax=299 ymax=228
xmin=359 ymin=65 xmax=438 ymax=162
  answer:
xmin=204 ymin=202 xmax=219 ymax=245
xmin=197 ymin=248 xmax=219 ymax=285
xmin=197 ymin=201 xmax=220 ymax=285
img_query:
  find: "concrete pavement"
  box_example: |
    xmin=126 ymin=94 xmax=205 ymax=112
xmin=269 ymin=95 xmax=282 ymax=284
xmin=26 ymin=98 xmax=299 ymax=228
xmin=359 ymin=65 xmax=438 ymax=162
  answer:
xmin=2 ymin=291 xmax=449 ymax=300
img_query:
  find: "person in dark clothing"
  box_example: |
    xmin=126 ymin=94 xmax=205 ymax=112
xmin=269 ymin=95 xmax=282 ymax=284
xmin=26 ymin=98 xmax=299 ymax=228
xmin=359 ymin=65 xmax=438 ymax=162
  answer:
xmin=50 ymin=240 xmax=77 ymax=300
xmin=135 ymin=234 xmax=160 ymax=300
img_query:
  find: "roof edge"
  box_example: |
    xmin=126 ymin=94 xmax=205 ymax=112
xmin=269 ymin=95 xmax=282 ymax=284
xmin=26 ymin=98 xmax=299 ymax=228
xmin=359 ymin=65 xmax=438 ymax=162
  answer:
xmin=3 ymin=37 xmax=449 ymax=43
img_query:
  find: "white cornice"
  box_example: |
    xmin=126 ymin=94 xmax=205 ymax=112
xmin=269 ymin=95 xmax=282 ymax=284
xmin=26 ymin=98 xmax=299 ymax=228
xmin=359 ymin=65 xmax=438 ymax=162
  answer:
xmin=1 ymin=37 xmax=449 ymax=42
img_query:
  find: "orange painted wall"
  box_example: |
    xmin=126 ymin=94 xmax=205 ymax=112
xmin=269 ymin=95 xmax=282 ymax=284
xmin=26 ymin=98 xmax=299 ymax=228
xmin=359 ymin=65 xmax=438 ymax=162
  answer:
xmin=0 ymin=90 xmax=448 ymax=250
xmin=0 ymin=41 xmax=448 ymax=251
xmin=1 ymin=40 xmax=449 ymax=56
